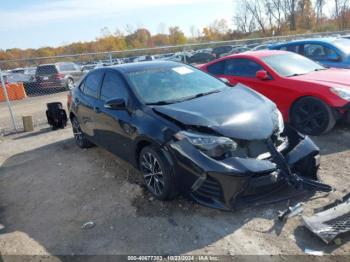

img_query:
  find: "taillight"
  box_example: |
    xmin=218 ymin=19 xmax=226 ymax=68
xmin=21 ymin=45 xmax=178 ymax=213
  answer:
xmin=67 ymin=92 xmax=72 ymax=108
xmin=56 ymin=73 xmax=64 ymax=80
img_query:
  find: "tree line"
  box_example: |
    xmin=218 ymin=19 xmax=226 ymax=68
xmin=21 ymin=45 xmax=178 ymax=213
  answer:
xmin=0 ymin=0 xmax=349 ymax=63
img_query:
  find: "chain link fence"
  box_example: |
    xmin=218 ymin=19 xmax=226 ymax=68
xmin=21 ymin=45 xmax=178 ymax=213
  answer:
xmin=1 ymin=30 xmax=350 ymax=135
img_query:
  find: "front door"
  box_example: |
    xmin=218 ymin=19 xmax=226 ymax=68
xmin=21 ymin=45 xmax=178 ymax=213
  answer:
xmin=93 ymin=70 xmax=135 ymax=160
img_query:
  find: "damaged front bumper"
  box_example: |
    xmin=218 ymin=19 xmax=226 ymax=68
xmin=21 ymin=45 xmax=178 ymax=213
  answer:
xmin=303 ymin=193 xmax=350 ymax=244
xmin=167 ymin=126 xmax=330 ymax=210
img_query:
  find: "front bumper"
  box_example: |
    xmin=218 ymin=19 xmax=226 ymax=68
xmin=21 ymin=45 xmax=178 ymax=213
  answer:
xmin=168 ymin=127 xmax=322 ymax=210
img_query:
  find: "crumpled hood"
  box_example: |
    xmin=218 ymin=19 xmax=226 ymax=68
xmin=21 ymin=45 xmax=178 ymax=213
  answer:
xmin=293 ymin=68 xmax=350 ymax=88
xmin=153 ymin=84 xmax=279 ymax=140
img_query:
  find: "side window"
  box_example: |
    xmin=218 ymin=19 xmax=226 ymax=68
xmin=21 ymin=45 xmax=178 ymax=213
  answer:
xmin=59 ymin=63 xmax=76 ymax=71
xmin=100 ymin=72 xmax=128 ymax=101
xmin=207 ymin=61 xmax=225 ymax=75
xmin=225 ymin=59 xmax=264 ymax=77
xmin=83 ymin=71 xmax=104 ymax=98
xmin=304 ymin=44 xmax=340 ymax=61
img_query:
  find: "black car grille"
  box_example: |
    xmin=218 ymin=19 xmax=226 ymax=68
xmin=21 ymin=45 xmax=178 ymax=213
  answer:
xmin=194 ymin=176 xmax=223 ymax=200
xmin=324 ymin=213 xmax=350 ymax=233
xmin=228 ymin=135 xmax=289 ymax=160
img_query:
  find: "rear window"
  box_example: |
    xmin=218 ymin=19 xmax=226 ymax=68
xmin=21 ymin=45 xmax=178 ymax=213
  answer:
xmin=36 ymin=65 xmax=58 ymax=75
xmin=59 ymin=63 xmax=78 ymax=72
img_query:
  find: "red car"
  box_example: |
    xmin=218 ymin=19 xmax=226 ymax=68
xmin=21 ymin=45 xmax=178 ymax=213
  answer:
xmin=200 ymin=50 xmax=350 ymax=135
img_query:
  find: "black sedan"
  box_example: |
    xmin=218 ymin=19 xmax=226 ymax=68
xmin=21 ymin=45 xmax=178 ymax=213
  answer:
xmin=68 ymin=61 xmax=330 ymax=210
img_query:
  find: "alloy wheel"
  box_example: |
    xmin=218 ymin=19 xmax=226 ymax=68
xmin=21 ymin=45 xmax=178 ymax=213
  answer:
xmin=140 ymin=152 xmax=165 ymax=196
xmin=294 ymin=101 xmax=328 ymax=134
xmin=72 ymin=118 xmax=83 ymax=145
xmin=67 ymin=79 xmax=74 ymax=90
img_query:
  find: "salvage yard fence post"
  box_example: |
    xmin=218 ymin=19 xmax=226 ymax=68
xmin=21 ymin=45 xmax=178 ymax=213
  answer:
xmin=0 ymin=68 xmax=17 ymax=132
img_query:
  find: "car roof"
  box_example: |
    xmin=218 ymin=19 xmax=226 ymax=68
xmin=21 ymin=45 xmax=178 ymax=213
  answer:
xmin=103 ymin=61 xmax=184 ymax=73
xmin=224 ymin=50 xmax=289 ymax=59
xmin=273 ymin=37 xmax=341 ymax=46
xmin=38 ymin=62 xmax=76 ymax=67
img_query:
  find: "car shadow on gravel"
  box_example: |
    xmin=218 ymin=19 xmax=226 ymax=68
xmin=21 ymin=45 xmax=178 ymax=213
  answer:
xmin=312 ymin=123 xmax=350 ymax=156
xmin=0 ymin=137 xmax=344 ymax=255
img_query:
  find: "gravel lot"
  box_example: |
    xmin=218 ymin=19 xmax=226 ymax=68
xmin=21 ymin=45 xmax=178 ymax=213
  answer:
xmin=0 ymin=108 xmax=350 ymax=257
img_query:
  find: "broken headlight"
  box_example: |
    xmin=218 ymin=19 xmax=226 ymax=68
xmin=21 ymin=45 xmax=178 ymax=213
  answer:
xmin=175 ymin=131 xmax=238 ymax=158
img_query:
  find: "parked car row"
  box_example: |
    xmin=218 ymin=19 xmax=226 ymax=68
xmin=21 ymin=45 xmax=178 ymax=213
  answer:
xmin=3 ymin=34 xmax=350 ymax=97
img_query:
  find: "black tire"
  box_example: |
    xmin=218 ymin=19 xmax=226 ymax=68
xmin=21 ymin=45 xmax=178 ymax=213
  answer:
xmin=290 ymin=97 xmax=336 ymax=136
xmin=71 ymin=117 xmax=94 ymax=148
xmin=139 ymin=146 xmax=178 ymax=201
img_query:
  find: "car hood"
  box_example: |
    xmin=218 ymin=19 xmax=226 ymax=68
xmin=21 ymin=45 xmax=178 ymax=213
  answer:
xmin=153 ymin=84 xmax=279 ymax=140
xmin=293 ymin=68 xmax=350 ymax=88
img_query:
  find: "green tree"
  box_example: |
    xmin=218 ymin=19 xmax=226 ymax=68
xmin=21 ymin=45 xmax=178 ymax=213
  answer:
xmin=168 ymin=26 xmax=186 ymax=45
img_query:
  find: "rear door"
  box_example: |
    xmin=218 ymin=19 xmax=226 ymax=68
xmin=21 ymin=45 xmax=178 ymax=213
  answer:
xmin=76 ymin=70 xmax=105 ymax=142
xmin=208 ymin=58 xmax=288 ymax=116
xmin=93 ymin=70 xmax=134 ymax=160
xmin=225 ymin=58 xmax=291 ymax=116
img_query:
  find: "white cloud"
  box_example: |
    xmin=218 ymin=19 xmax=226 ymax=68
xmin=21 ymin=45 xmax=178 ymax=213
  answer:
xmin=0 ymin=0 xmax=230 ymax=31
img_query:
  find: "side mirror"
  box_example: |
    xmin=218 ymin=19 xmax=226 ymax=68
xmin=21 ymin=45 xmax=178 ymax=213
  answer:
xmin=104 ymin=98 xmax=126 ymax=110
xmin=256 ymin=70 xmax=269 ymax=80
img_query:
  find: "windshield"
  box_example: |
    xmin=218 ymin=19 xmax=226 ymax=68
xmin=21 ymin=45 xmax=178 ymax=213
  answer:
xmin=333 ymin=38 xmax=350 ymax=54
xmin=261 ymin=52 xmax=325 ymax=77
xmin=126 ymin=65 xmax=228 ymax=104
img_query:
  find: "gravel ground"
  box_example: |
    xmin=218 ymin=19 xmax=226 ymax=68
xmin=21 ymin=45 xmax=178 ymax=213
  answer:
xmin=0 ymin=92 xmax=68 ymax=134
xmin=0 ymin=123 xmax=349 ymax=257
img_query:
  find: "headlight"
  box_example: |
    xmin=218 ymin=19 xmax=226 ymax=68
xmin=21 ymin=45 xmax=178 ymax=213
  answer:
xmin=273 ymin=110 xmax=284 ymax=133
xmin=330 ymin=87 xmax=350 ymax=101
xmin=174 ymin=131 xmax=237 ymax=158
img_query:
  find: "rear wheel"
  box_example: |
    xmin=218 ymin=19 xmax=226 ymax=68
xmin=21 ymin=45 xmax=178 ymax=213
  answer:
xmin=66 ymin=78 xmax=74 ymax=90
xmin=290 ymin=97 xmax=335 ymax=136
xmin=71 ymin=117 xmax=94 ymax=148
xmin=139 ymin=146 xmax=178 ymax=200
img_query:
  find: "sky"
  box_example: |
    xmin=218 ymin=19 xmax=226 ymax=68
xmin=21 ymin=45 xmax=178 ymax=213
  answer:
xmin=0 ymin=0 xmax=234 ymax=50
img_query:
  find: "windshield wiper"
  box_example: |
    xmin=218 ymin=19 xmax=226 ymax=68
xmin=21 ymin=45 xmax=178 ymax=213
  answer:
xmin=182 ymin=90 xmax=222 ymax=102
xmin=146 ymin=90 xmax=222 ymax=105
xmin=195 ymin=90 xmax=222 ymax=98
xmin=146 ymin=100 xmax=175 ymax=105
xmin=314 ymin=68 xmax=326 ymax=71
xmin=287 ymin=73 xmax=305 ymax=77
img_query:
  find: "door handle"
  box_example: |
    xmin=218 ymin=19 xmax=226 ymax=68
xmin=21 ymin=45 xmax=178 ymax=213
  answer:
xmin=93 ymin=106 xmax=101 ymax=113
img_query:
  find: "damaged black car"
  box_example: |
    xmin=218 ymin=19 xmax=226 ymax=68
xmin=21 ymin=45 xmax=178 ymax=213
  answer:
xmin=68 ymin=61 xmax=331 ymax=210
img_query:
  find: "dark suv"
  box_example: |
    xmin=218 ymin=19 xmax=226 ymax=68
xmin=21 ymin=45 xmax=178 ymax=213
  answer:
xmin=68 ymin=61 xmax=330 ymax=210
xmin=36 ymin=62 xmax=83 ymax=92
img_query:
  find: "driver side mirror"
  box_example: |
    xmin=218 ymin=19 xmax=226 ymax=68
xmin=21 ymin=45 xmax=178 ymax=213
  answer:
xmin=256 ymin=70 xmax=270 ymax=80
xmin=104 ymin=98 xmax=126 ymax=110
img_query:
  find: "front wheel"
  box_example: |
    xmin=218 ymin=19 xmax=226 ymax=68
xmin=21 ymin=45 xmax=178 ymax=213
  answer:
xmin=139 ymin=146 xmax=178 ymax=200
xmin=290 ymin=97 xmax=335 ymax=136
